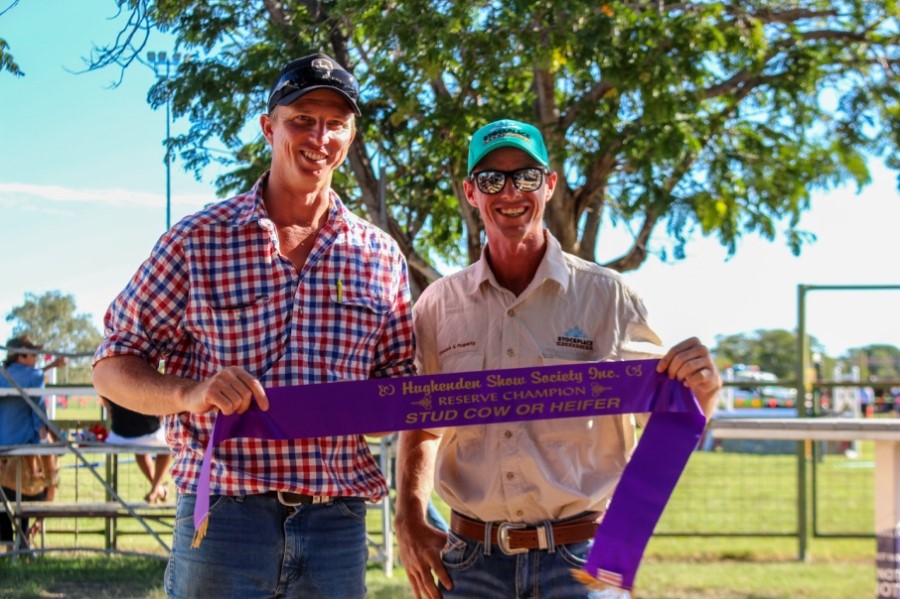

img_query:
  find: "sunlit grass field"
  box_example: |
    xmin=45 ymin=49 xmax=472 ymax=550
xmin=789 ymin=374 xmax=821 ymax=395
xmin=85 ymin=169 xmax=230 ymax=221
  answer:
xmin=0 ymin=398 xmax=878 ymax=597
xmin=0 ymin=521 xmax=875 ymax=598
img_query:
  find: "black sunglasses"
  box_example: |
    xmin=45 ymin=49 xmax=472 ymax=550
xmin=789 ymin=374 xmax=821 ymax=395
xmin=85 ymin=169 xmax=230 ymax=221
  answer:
xmin=470 ymin=167 xmax=547 ymax=195
xmin=267 ymin=67 xmax=360 ymax=114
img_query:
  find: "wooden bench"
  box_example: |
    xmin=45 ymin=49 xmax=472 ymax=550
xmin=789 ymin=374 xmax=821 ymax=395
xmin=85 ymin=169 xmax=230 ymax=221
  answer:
xmin=1 ymin=441 xmax=174 ymax=557
xmin=12 ymin=500 xmax=175 ymax=519
xmin=2 ymin=436 xmax=396 ymax=575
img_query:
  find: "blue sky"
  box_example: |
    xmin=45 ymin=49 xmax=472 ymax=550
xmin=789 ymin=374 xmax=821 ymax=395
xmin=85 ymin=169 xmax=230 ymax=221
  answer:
xmin=1 ymin=1 xmax=899 ymax=359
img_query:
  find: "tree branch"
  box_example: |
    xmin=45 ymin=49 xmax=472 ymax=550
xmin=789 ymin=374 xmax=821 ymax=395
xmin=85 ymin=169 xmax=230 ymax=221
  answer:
xmin=747 ymin=7 xmax=838 ymax=25
xmin=560 ymin=80 xmax=616 ymax=131
xmin=0 ymin=0 xmax=19 ymax=18
xmin=601 ymin=207 xmax=657 ymax=272
xmin=261 ymin=0 xmax=293 ymax=36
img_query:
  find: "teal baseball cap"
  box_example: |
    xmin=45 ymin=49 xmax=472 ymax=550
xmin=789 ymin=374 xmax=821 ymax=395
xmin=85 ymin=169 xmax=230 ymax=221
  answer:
xmin=467 ymin=119 xmax=549 ymax=175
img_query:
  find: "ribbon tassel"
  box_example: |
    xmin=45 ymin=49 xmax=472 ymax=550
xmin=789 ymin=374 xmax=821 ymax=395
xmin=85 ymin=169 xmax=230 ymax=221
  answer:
xmin=191 ymin=425 xmax=218 ymax=549
xmin=190 ymin=514 xmax=209 ymax=549
xmin=571 ymin=569 xmax=630 ymax=595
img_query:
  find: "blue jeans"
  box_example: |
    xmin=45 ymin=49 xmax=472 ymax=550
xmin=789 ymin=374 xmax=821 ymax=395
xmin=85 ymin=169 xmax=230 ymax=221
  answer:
xmin=440 ymin=530 xmax=626 ymax=599
xmin=165 ymin=493 xmax=368 ymax=599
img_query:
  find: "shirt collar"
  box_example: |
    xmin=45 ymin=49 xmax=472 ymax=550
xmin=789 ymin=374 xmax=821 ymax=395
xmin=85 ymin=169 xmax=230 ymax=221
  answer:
xmin=234 ymin=172 xmax=272 ymax=226
xmin=469 ymin=230 xmax=570 ymax=296
xmin=234 ymin=171 xmax=350 ymax=236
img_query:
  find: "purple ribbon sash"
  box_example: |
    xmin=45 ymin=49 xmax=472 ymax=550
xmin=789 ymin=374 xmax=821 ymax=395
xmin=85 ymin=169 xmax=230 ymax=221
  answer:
xmin=194 ymin=359 xmax=706 ymax=590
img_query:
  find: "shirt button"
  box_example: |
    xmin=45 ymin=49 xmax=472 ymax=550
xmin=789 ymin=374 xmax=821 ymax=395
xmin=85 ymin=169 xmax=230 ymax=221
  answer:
xmin=507 ymin=309 xmax=515 ymax=317
xmin=516 ymin=510 xmax=524 ymax=517
xmin=506 ymin=348 xmax=515 ymax=357
xmin=504 ymin=430 xmax=512 ymax=439
xmin=506 ymin=472 xmax=515 ymax=480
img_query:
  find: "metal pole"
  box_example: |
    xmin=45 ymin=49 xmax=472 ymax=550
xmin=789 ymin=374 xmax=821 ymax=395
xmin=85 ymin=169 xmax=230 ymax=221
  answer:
xmin=146 ymin=51 xmax=177 ymax=231
xmin=796 ymin=284 xmax=808 ymax=561
xmin=794 ymin=283 xmax=900 ymax=564
xmin=164 ymin=59 xmax=172 ymax=230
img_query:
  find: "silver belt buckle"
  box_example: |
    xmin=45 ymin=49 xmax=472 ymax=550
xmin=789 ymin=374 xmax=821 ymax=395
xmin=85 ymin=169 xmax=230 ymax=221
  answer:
xmin=277 ymin=491 xmax=304 ymax=507
xmin=496 ymin=521 xmax=527 ymax=555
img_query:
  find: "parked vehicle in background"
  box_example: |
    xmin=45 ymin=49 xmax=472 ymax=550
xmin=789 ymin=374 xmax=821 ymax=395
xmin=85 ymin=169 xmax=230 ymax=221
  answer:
xmin=760 ymin=385 xmax=797 ymax=409
xmin=725 ymin=364 xmax=797 ymax=409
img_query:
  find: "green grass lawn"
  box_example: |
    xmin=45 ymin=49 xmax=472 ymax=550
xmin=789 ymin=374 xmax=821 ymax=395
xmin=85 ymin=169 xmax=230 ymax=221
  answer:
xmin=2 ymin=493 xmax=877 ymax=598
xmin=0 ymin=536 xmax=875 ymax=599
xmin=1 ymin=407 xmax=880 ymax=598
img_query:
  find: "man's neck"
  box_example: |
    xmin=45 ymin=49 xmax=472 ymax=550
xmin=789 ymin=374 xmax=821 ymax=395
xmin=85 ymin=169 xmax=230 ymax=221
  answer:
xmin=262 ymin=173 xmax=332 ymax=270
xmin=263 ymin=171 xmax=331 ymax=228
xmin=485 ymin=235 xmax=547 ymax=296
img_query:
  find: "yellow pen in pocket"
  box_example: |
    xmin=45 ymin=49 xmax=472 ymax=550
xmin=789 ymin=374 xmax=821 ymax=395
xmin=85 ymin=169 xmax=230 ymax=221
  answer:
xmin=336 ymin=278 xmax=343 ymax=303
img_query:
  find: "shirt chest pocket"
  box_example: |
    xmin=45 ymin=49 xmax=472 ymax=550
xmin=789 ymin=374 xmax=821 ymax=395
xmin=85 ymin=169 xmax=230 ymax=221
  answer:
xmin=201 ymin=296 xmax=288 ymax=377
xmin=315 ymin=282 xmax=391 ymax=380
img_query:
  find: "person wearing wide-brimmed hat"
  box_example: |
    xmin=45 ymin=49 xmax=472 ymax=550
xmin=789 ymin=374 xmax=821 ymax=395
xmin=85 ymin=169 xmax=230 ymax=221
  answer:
xmin=1 ymin=335 xmax=66 ymax=549
xmin=93 ymin=53 xmax=415 ymax=597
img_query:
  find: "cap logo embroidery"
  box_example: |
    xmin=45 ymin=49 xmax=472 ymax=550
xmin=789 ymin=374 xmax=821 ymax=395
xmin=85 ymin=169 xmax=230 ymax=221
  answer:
xmin=484 ymin=127 xmax=531 ymax=145
xmin=311 ymin=57 xmax=333 ymax=76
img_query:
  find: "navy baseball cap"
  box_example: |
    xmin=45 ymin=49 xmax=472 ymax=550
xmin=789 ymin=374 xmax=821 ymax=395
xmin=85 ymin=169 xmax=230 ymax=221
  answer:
xmin=267 ymin=53 xmax=360 ymax=115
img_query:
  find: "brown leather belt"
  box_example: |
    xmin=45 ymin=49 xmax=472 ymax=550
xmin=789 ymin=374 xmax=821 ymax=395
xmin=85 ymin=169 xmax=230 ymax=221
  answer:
xmin=450 ymin=511 xmax=599 ymax=556
xmin=260 ymin=491 xmax=334 ymax=506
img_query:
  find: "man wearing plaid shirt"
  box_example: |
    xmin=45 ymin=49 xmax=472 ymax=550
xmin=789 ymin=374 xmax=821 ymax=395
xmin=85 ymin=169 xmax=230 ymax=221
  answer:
xmin=93 ymin=53 xmax=415 ymax=598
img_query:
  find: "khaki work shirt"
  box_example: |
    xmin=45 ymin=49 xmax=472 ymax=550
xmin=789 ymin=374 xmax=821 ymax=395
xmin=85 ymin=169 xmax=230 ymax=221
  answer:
xmin=413 ymin=232 xmax=664 ymax=523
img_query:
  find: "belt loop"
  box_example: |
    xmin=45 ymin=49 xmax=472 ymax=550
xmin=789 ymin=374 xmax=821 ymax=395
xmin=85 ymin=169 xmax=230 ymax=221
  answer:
xmin=543 ymin=521 xmax=556 ymax=554
xmin=483 ymin=521 xmax=493 ymax=556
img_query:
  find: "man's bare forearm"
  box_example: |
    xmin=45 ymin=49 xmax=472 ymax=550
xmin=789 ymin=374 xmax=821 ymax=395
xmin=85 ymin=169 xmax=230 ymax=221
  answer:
xmin=92 ymin=355 xmax=196 ymax=415
xmin=395 ymin=429 xmax=441 ymax=521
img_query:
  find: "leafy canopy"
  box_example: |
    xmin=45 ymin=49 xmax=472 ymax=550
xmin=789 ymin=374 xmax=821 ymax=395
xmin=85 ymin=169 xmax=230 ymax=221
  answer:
xmin=80 ymin=1 xmax=900 ymax=292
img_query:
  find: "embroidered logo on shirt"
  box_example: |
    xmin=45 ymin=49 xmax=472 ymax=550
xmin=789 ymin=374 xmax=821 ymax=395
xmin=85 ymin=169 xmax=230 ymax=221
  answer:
xmin=556 ymin=326 xmax=594 ymax=351
xmin=438 ymin=341 xmax=477 ymax=356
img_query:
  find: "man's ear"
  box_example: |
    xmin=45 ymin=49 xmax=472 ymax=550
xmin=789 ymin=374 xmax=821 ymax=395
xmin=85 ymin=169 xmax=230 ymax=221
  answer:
xmin=463 ymin=178 xmax=479 ymax=208
xmin=260 ymin=113 xmax=274 ymax=144
xmin=544 ymin=170 xmax=558 ymax=201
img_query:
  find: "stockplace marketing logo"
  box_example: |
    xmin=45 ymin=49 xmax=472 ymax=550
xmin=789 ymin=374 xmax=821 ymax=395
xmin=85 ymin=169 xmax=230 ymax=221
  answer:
xmin=557 ymin=326 xmax=593 ymax=351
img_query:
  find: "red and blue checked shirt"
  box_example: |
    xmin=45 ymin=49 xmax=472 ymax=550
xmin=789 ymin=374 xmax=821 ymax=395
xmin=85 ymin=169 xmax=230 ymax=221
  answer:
xmin=94 ymin=172 xmax=416 ymax=501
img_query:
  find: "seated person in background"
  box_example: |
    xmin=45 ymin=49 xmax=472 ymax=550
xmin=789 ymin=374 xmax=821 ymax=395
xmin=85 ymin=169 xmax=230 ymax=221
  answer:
xmin=101 ymin=397 xmax=172 ymax=504
xmin=0 ymin=335 xmax=65 ymax=548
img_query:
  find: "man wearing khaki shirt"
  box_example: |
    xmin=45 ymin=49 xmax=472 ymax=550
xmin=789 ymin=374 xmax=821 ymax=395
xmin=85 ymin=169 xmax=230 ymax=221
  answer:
xmin=394 ymin=119 xmax=720 ymax=599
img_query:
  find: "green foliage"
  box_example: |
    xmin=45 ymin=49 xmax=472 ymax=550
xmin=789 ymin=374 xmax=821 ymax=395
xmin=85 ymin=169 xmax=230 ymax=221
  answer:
xmin=0 ymin=37 xmax=24 ymax=77
xmin=4 ymin=291 xmax=103 ymax=383
xmin=844 ymin=343 xmax=900 ymax=380
xmin=714 ymin=327 xmax=900 ymax=382
xmin=713 ymin=328 xmax=823 ymax=379
xmin=79 ymin=1 xmax=900 ymax=284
